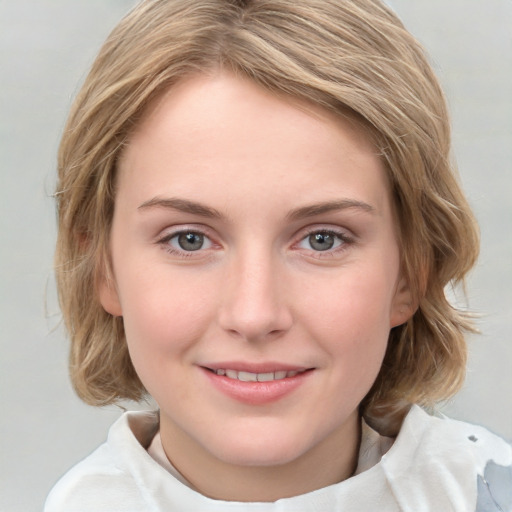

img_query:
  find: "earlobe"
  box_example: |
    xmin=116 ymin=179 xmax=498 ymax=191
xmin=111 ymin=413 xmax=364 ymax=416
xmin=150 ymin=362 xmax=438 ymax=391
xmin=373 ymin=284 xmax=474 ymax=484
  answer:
xmin=97 ymin=269 xmax=123 ymax=317
xmin=390 ymin=276 xmax=417 ymax=328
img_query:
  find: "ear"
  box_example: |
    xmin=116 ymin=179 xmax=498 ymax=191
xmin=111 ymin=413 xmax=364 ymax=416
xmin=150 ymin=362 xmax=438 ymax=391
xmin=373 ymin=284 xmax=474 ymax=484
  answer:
xmin=389 ymin=275 xmax=417 ymax=328
xmin=97 ymin=265 xmax=123 ymax=317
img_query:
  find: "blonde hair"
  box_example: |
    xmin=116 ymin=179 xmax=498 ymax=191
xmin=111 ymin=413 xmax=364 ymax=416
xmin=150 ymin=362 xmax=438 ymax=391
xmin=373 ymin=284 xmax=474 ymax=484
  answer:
xmin=55 ymin=0 xmax=479 ymax=428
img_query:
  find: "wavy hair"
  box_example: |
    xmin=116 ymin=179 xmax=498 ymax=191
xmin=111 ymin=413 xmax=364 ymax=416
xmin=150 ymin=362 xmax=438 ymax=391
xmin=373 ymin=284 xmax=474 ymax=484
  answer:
xmin=55 ymin=0 xmax=479 ymax=431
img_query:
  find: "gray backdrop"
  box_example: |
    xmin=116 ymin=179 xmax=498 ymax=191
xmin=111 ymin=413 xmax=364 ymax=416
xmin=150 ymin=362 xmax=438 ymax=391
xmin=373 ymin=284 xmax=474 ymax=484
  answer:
xmin=1 ymin=1 xmax=511 ymax=511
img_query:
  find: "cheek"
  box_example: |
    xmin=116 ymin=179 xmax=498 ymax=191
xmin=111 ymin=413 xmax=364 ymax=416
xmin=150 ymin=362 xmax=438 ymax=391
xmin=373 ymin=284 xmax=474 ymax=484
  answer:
xmin=304 ymin=265 xmax=396 ymax=327
xmin=297 ymin=264 xmax=396 ymax=366
xmin=118 ymin=271 xmax=218 ymax=402
xmin=117 ymin=267 xmax=217 ymax=357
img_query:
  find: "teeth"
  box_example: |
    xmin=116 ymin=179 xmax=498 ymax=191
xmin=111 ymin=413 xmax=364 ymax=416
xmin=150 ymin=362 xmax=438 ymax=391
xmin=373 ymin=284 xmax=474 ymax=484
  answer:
xmin=225 ymin=369 xmax=238 ymax=379
xmin=257 ymin=372 xmax=275 ymax=382
xmin=238 ymin=371 xmax=257 ymax=382
xmin=214 ymin=369 xmax=304 ymax=382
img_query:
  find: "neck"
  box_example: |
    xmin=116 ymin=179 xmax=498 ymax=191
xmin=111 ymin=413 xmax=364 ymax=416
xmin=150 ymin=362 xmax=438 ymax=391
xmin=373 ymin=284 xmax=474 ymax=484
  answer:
xmin=159 ymin=412 xmax=361 ymax=502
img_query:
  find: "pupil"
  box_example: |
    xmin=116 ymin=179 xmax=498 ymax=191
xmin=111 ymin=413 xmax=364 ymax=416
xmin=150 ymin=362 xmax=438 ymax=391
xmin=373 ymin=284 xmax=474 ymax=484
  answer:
xmin=178 ymin=232 xmax=204 ymax=251
xmin=309 ymin=232 xmax=334 ymax=251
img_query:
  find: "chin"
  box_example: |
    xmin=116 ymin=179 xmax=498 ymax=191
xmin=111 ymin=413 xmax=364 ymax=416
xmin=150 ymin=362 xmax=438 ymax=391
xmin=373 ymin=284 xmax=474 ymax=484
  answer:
xmin=217 ymin=443 xmax=303 ymax=467
xmin=203 ymin=424 xmax=314 ymax=467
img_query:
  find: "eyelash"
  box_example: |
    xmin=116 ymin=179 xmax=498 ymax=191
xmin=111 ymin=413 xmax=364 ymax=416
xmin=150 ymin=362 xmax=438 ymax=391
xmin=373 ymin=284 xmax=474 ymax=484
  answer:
xmin=156 ymin=227 xmax=354 ymax=258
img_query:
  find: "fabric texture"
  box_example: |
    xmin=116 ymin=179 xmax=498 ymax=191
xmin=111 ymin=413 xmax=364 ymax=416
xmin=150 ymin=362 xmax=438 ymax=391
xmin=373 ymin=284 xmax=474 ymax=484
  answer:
xmin=45 ymin=406 xmax=512 ymax=512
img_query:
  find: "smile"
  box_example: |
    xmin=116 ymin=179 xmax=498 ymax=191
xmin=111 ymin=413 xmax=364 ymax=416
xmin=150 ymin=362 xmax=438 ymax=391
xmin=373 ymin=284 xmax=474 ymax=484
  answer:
xmin=211 ymin=369 xmax=307 ymax=382
xmin=201 ymin=364 xmax=314 ymax=404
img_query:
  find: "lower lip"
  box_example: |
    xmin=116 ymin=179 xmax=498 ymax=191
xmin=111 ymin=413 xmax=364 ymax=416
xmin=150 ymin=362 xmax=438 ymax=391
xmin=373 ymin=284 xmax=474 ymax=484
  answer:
xmin=201 ymin=368 xmax=312 ymax=405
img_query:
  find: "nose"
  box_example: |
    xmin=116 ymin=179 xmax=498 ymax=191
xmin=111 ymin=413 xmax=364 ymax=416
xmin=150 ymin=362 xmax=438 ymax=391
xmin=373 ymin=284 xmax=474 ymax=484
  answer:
xmin=218 ymin=249 xmax=293 ymax=342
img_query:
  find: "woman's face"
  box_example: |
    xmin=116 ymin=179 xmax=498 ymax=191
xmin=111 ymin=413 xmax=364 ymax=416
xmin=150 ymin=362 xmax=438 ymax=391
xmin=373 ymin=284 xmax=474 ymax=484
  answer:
xmin=100 ymin=72 xmax=412 ymax=480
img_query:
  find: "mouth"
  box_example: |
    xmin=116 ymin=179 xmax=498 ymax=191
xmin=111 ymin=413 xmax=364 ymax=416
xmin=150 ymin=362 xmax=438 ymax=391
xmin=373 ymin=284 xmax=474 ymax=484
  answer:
xmin=203 ymin=367 xmax=310 ymax=382
xmin=201 ymin=364 xmax=314 ymax=404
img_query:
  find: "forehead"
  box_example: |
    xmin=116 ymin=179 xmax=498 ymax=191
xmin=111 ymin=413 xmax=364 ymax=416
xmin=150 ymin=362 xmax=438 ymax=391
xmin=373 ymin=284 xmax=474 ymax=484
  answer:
xmin=117 ymin=72 xmax=391 ymax=218
xmin=127 ymin=72 xmax=377 ymax=158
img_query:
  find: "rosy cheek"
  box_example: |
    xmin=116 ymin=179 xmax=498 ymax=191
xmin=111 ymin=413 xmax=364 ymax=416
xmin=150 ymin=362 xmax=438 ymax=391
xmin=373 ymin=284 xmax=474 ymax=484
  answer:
xmin=307 ymin=272 xmax=393 ymax=342
xmin=124 ymin=283 xmax=212 ymax=352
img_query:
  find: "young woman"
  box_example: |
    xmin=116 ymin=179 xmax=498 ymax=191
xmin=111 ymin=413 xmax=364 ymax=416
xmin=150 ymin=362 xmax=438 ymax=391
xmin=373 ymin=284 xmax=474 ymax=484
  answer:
xmin=46 ymin=1 xmax=512 ymax=510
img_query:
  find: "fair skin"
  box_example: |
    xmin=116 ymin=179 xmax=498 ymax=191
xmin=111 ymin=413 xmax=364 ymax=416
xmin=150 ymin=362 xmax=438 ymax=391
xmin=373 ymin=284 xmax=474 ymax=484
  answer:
xmin=100 ymin=72 xmax=413 ymax=502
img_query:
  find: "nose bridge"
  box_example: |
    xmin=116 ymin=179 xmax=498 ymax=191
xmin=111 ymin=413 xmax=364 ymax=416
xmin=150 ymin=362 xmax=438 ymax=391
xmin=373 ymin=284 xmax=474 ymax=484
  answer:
xmin=218 ymin=244 xmax=292 ymax=341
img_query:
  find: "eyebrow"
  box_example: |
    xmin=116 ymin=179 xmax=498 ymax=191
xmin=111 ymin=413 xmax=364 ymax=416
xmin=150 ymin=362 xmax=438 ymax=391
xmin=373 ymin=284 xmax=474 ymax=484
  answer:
xmin=137 ymin=196 xmax=376 ymax=221
xmin=286 ymin=199 xmax=376 ymax=221
xmin=137 ymin=197 xmax=223 ymax=219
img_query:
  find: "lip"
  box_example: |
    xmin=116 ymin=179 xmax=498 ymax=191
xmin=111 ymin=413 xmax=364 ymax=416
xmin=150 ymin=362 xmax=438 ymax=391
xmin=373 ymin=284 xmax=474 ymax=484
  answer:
xmin=200 ymin=362 xmax=314 ymax=405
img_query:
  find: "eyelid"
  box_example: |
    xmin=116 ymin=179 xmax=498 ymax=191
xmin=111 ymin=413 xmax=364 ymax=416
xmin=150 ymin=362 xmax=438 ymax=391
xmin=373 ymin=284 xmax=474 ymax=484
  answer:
xmin=156 ymin=223 xmax=215 ymax=241
xmin=295 ymin=224 xmax=355 ymax=241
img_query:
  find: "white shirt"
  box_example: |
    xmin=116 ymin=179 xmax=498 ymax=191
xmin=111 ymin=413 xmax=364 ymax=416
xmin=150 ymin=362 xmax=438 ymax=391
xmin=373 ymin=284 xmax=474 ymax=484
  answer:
xmin=45 ymin=405 xmax=512 ymax=511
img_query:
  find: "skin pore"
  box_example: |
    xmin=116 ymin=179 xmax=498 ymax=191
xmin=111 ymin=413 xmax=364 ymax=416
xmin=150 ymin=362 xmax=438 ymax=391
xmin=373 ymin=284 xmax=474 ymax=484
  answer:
xmin=99 ymin=72 xmax=414 ymax=501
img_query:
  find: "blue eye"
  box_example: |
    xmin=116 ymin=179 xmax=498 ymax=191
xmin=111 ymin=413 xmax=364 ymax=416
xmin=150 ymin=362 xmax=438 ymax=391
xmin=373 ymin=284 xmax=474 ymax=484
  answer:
xmin=298 ymin=230 xmax=346 ymax=252
xmin=308 ymin=232 xmax=336 ymax=251
xmin=167 ymin=231 xmax=212 ymax=252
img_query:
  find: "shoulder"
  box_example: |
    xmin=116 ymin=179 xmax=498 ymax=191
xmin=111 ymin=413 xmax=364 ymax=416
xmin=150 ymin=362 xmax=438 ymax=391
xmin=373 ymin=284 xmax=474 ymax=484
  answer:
xmin=405 ymin=405 xmax=512 ymax=468
xmin=44 ymin=411 xmax=160 ymax=512
xmin=383 ymin=405 xmax=512 ymax=511
xmin=44 ymin=442 xmax=139 ymax=512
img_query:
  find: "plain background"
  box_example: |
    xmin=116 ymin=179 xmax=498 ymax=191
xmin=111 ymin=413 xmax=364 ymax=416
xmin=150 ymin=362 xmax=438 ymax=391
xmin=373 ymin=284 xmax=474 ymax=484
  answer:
xmin=1 ymin=1 xmax=511 ymax=511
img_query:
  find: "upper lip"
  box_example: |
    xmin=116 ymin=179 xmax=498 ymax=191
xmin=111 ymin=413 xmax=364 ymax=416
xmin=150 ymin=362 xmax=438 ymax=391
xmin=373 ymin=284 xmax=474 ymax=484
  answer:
xmin=200 ymin=361 xmax=312 ymax=373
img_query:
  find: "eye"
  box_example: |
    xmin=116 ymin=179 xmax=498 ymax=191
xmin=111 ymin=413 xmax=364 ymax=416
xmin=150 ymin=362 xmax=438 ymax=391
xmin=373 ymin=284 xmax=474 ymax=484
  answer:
xmin=164 ymin=230 xmax=213 ymax=253
xmin=297 ymin=230 xmax=348 ymax=252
